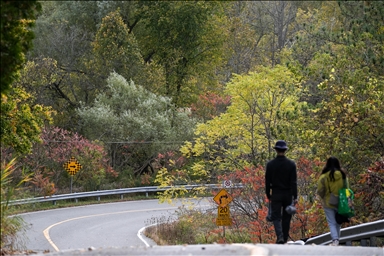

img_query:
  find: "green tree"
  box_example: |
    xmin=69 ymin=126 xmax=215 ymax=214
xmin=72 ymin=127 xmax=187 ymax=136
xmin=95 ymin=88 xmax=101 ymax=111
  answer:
xmin=28 ymin=5 xmax=166 ymax=131
xmin=337 ymin=0 xmax=384 ymax=75
xmin=34 ymin=1 xmax=100 ymax=35
xmin=30 ymin=1 xmax=140 ymax=68
xmin=288 ymin=0 xmax=384 ymax=180
xmin=221 ymin=1 xmax=269 ymax=80
xmin=220 ymin=1 xmax=314 ymax=84
xmin=310 ymin=61 xmax=384 ymax=180
xmin=286 ymin=1 xmax=348 ymax=106
xmin=77 ymin=72 xmax=196 ymax=178
xmin=136 ymin=1 xmax=227 ymax=106
xmin=8 ymin=57 xmax=83 ymax=131
xmin=0 ymin=0 xmax=41 ymax=95
xmin=258 ymin=1 xmax=299 ymax=66
xmin=31 ymin=8 xmax=93 ymax=70
xmin=90 ymin=9 xmax=164 ymax=92
xmin=91 ymin=9 xmax=142 ymax=79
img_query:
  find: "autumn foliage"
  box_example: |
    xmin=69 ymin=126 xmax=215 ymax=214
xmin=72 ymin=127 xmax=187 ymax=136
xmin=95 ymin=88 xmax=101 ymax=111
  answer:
xmin=215 ymin=157 xmax=337 ymax=243
xmin=29 ymin=169 xmax=56 ymax=197
xmin=354 ymin=160 xmax=384 ymax=222
xmin=1 ymin=127 xmax=117 ymax=195
xmin=190 ymin=92 xmax=231 ymax=121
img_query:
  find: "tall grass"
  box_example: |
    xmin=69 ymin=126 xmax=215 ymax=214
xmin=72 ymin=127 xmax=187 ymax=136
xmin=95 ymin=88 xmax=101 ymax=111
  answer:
xmin=144 ymin=205 xmax=254 ymax=245
xmin=1 ymin=159 xmax=30 ymax=254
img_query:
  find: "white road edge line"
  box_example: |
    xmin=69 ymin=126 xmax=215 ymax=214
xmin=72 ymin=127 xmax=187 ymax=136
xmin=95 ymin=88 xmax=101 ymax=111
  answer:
xmin=137 ymin=223 xmax=158 ymax=247
xmin=137 ymin=203 xmax=212 ymax=247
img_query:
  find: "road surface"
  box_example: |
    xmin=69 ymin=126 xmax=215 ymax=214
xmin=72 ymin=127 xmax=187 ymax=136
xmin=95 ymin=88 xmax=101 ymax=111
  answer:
xmin=18 ymin=198 xmax=211 ymax=254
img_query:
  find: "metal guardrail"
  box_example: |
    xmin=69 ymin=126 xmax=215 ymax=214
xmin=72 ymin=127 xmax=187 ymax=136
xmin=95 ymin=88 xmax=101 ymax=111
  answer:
xmin=5 ymin=184 xmax=229 ymax=206
xmin=305 ymin=219 xmax=384 ymax=246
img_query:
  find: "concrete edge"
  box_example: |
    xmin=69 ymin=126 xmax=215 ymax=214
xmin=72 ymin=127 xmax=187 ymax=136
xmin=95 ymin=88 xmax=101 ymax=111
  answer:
xmin=234 ymin=243 xmax=270 ymax=256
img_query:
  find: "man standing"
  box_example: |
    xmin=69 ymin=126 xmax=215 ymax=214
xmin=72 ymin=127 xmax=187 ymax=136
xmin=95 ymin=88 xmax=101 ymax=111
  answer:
xmin=265 ymin=140 xmax=298 ymax=244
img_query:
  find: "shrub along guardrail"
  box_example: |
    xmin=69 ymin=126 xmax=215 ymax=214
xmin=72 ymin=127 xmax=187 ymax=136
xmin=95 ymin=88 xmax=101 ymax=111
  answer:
xmin=4 ymin=185 xmax=383 ymax=247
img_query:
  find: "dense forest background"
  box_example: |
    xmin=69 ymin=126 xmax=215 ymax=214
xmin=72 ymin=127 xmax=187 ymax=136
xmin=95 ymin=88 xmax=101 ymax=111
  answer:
xmin=1 ymin=0 xmax=383 ymax=243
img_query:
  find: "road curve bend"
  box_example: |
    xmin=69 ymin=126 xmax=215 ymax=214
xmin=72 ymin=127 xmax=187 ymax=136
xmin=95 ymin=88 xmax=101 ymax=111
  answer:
xmin=19 ymin=198 xmax=211 ymax=253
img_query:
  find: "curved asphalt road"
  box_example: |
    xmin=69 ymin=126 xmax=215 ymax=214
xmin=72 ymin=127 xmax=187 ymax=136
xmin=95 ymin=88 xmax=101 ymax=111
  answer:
xmin=18 ymin=198 xmax=211 ymax=254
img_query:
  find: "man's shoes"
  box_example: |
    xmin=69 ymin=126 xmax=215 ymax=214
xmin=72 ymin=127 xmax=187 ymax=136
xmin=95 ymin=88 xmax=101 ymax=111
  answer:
xmin=276 ymin=236 xmax=285 ymax=244
xmin=273 ymin=220 xmax=284 ymax=244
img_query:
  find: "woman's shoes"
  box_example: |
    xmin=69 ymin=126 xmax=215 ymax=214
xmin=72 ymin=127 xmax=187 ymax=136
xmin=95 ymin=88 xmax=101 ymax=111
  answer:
xmin=330 ymin=239 xmax=339 ymax=246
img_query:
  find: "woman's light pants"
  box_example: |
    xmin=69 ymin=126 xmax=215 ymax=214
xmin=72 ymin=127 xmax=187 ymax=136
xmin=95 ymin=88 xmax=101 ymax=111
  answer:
xmin=324 ymin=207 xmax=341 ymax=241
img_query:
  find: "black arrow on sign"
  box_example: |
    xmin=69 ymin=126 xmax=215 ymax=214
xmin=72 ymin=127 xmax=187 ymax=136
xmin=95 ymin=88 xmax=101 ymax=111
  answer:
xmin=219 ymin=195 xmax=228 ymax=204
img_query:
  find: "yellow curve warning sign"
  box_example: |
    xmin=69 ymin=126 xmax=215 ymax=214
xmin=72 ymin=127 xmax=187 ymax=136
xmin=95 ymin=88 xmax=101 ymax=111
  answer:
xmin=213 ymin=188 xmax=233 ymax=207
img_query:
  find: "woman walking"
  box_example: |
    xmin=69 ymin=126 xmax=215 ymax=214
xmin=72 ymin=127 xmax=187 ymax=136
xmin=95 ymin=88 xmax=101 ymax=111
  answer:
xmin=317 ymin=157 xmax=346 ymax=246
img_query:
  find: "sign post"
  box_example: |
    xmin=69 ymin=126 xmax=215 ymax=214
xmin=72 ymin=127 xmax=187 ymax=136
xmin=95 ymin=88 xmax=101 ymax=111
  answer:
xmin=63 ymin=157 xmax=82 ymax=193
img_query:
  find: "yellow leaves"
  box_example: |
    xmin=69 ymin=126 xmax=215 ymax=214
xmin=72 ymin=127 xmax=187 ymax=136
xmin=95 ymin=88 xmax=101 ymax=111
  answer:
xmin=192 ymin=138 xmax=207 ymax=157
xmin=226 ymin=65 xmax=299 ymax=100
xmin=191 ymin=162 xmax=208 ymax=178
xmin=154 ymin=167 xmax=173 ymax=187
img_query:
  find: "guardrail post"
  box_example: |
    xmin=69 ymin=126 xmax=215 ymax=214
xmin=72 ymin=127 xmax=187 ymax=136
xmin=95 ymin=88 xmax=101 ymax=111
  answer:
xmin=146 ymin=192 xmax=148 ymax=197
xmin=75 ymin=198 xmax=78 ymax=203
xmin=370 ymin=237 xmax=376 ymax=247
xmin=360 ymin=239 xmax=367 ymax=246
xmin=120 ymin=194 xmax=123 ymax=200
xmin=346 ymin=241 xmax=352 ymax=246
xmin=97 ymin=196 xmax=100 ymax=201
xmin=52 ymin=200 xmax=56 ymax=205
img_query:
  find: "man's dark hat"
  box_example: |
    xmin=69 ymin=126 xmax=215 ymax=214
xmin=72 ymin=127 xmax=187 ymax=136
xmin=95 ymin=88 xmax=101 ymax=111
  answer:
xmin=273 ymin=140 xmax=288 ymax=150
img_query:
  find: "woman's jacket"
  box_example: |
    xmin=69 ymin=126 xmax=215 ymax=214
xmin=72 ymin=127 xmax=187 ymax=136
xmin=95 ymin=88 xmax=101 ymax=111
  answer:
xmin=317 ymin=170 xmax=344 ymax=209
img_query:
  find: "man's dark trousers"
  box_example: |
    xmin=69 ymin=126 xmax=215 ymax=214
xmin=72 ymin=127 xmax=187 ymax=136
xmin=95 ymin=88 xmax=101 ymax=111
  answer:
xmin=271 ymin=192 xmax=293 ymax=243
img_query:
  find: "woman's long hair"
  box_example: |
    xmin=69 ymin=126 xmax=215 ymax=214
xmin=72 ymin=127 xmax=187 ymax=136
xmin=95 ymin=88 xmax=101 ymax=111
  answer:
xmin=321 ymin=156 xmax=346 ymax=181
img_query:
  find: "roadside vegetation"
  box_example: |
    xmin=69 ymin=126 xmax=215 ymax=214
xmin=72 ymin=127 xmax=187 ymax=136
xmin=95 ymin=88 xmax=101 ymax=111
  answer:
xmin=145 ymin=205 xmax=258 ymax=245
xmin=1 ymin=1 xmax=383 ymax=253
xmin=1 ymin=160 xmax=30 ymax=254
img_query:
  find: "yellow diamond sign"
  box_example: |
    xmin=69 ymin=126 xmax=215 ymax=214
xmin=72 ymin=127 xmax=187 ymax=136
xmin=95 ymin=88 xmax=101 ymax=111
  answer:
xmin=213 ymin=188 xmax=233 ymax=207
xmin=63 ymin=157 xmax=82 ymax=176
